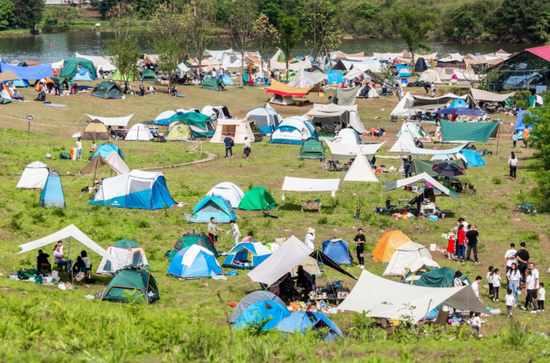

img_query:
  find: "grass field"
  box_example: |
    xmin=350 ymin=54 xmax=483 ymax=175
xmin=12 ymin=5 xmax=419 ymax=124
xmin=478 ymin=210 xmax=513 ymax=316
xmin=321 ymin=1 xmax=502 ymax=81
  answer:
xmin=0 ymin=79 xmax=549 ymax=362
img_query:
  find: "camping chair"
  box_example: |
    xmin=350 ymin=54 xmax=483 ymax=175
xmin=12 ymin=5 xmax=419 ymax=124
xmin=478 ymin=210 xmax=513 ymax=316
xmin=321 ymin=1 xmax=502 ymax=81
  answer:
xmin=385 ymin=200 xmax=397 ymax=215
xmin=464 ymin=183 xmax=477 ymax=194
xmin=74 ymin=263 xmax=93 ymax=285
xmin=516 ymin=202 xmax=534 ymax=214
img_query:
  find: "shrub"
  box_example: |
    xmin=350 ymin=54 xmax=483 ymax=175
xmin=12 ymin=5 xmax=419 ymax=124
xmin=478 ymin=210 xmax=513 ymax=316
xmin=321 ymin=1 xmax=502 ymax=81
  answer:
xmin=493 ymin=201 xmax=509 ymax=210
xmin=491 ymin=176 xmax=503 ymax=185
xmin=317 ymin=216 xmax=328 ymax=225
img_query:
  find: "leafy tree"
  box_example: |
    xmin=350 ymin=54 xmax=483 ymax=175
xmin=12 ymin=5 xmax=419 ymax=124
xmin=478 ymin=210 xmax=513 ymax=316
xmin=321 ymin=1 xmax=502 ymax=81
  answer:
xmin=253 ymin=14 xmax=278 ymax=76
xmin=12 ymin=0 xmax=44 ymax=32
xmin=187 ymin=0 xmax=217 ymax=70
xmin=258 ymin=0 xmax=282 ymax=28
xmin=0 ymin=0 xmax=15 ymax=30
xmin=303 ymin=0 xmax=341 ymax=62
xmin=278 ymin=14 xmax=304 ymax=75
xmin=216 ymin=0 xmax=232 ymax=27
xmin=229 ymin=0 xmax=259 ymax=84
xmin=98 ymin=0 xmax=163 ymax=20
xmin=391 ymin=6 xmax=437 ymax=73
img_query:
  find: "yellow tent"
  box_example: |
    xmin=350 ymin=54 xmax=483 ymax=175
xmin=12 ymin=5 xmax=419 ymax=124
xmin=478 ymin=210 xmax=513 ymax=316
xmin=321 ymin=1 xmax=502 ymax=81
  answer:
xmin=372 ymin=231 xmax=412 ymax=262
xmin=166 ymin=122 xmax=193 ymax=141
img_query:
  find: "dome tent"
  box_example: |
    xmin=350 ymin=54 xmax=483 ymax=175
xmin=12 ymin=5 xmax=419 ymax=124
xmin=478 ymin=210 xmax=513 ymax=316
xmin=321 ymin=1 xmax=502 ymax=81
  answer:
xmin=235 ymin=300 xmax=290 ymax=331
xmin=276 ymin=311 xmax=343 ymax=341
xmin=238 ymin=186 xmax=277 ymax=211
xmin=383 ymin=242 xmax=437 ymax=276
xmin=60 ymin=57 xmax=97 ymax=79
xmin=269 ymin=116 xmax=318 ymax=145
xmin=229 ymin=291 xmax=285 ymax=324
xmin=17 ymin=161 xmax=50 ymax=190
xmin=168 ymin=232 xmax=218 ymax=261
xmin=189 ymin=195 xmax=237 ymax=223
xmin=298 ymin=138 xmax=325 ymax=159
xmin=91 ymin=143 xmax=124 ymax=160
xmin=82 ymin=120 xmax=109 ymax=140
xmin=101 ymin=266 xmax=159 ymax=304
xmin=96 ymin=238 xmax=149 ymax=275
xmin=126 ymin=123 xmax=153 ymax=141
xmin=73 ymin=67 xmax=94 ymax=81
xmin=372 ymin=231 xmax=412 ymax=262
xmin=222 ymin=243 xmax=272 ymax=269
xmin=246 ymin=104 xmax=282 ymax=134
xmin=167 ymin=245 xmax=222 ymax=279
xmin=321 ymin=238 xmax=352 ymax=265
xmin=206 ymin=182 xmax=244 ymax=209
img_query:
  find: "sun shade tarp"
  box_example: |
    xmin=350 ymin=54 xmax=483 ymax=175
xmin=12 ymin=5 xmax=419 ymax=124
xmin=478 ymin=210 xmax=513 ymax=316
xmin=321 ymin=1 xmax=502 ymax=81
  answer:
xmin=440 ymin=121 xmax=499 ymax=143
xmin=391 ymin=131 xmax=468 ymax=155
xmin=0 ymin=70 xmax=19 ymax=82
xmin=269 ymin=59 xmax=312 ymax=71
xmin=325 ymin=140 xmax=386 ymax=160
xmin=18 ymin=224 xmax=117 ymax=263
xmin=384 ymin=172 xmax=459 ymax=201
xmin=337 ymin=270 xmax=490 ymax=323
xmin=470 ymin=88 xmax=515 ymax=102
xmin=1 ymin=62 xmax=53 ymax=80
xmin=434 ymin=108 xmax=486 ymax=117
xmin=86 ymin=114 xmax=134 ymax=127
xmin=266 ymin=79 xmax=313 ymax=97
xmin=412 ymin=93 xmax=466 ymax=107
xmin=282 ymin=177 xmax=340 ymax=193
xmin=410 ymin=159 xmax=465 ymax=176
xmin=333 ymin=87 xmax=359 ymax=106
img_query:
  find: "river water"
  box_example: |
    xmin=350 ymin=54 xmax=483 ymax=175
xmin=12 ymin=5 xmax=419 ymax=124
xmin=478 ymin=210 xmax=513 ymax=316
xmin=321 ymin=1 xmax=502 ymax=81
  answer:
xmin=0 ymin=31 xmax=534 ymax=64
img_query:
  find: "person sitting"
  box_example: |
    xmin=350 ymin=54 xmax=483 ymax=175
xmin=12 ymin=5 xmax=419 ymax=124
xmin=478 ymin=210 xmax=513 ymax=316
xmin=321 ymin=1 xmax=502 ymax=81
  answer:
xmin=72 ymin=250 xmax=91 ymax=275
xmin=294 ymin=265 xmax=314 ymax=298
xmin=414 ymin=137 xmax=424 ymax=148
xmin=279 ymin=273 xmax=297 ymax=300
xmin=36 ymin=249 xmax=51 ymax=274
xmin=53 ymin=244 xmax=72 ymax=272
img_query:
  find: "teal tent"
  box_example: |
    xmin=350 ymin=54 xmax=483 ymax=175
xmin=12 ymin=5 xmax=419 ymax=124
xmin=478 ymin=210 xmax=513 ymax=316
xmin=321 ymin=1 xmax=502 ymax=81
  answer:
xmin=449 ymin=99 xmax=468 ymax=108
xmin=39 ymin=172 xmax=65 ymax=208
xmin=101 ymin=266 xmax=159 ymax=304
xmin=413 ymin=267 xmax=471 ymax=288
xmin=238 ymin=187 xmax=277 ymax=211
xmin=298 ymin=138 xmax=326 ymax=159
xmin=170 ymin=112 xmax=214 ymax=138
xmin=460 ymin=149 xmax=486 ymax=167
xmin=60 ymin=58 xmax=97 ymax=79
xmin=91 ymin=82 xmax=124 ymax=99
xmin=440 ymin=121 xmax=499 ymax=143
xmin=140 ymin=69 xmax=158 ymax=82
xmin=410 ymin=159 xmax=466 ymax=176
xmin=201 ymin=77 xmax=225 ymax=91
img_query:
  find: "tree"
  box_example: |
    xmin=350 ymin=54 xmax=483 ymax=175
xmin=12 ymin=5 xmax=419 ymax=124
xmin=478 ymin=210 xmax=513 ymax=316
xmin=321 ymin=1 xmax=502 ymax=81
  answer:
xmin=0 ymin=0 xmax=15 ymax=30
xmin=187 ymin=0 xmax=217 ymax=71
xmin=12 ymin=0 xmax=44 ymax=32
xmin=278 ymin=14 xmax=304 ymax=76
xmin=229 ymin=0 xmax=258 ymax=85
xmin=303 ymin=0 xmax=341 ymax=64
xmin=391 ymin=6 xmax=437 ymax=74
xmin=253 ymin=14 xmax=278 ymax=77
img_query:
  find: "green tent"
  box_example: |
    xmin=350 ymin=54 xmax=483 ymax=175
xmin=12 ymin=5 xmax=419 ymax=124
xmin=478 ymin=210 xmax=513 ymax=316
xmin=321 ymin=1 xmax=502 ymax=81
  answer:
xmin=112 ymin=70 xmax=137 ymax=81
xmin=170 ymin=112 xmax=215 ymax=138
xmin=410 ymin=159 xmax=465 ymax=177
xmin=298 ymin=138 xmax=326 ymax=159
xmin=112 ymin=238 xmax=141 ymax=249
xmin=140 ymin=69 xmax=158 ymax=82
xmin=440 ymin=120 xmax=499 ymax=143
xmin=201 ymin=77 xmax=225 ymax=91
xmin=91 ymin=81 xmax=124 ymax=99
xmin=51 ymin=76 xmax=71 ymax=90
xmin=169 ymin=232 xmax=218 ymax=260
xmin=101 ymin=266 xmax=159 ymax=304
xmin=60 ymin=57 xmax=98 ymax=79
xmin=413 ymin=267 xmax=471 ymax=288
xmin=238 ymin=186 xmax=277 ymax=211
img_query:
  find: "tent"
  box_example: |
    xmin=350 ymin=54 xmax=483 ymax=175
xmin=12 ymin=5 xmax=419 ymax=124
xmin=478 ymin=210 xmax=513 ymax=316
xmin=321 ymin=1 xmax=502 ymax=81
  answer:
xmin=337 ymin=270 xmax=489 ymax=323
xmin=383 ymin=242 xmax=437 ymax=276
xmin=101 ymin=266 xmax=159 ymax=304
xmin=384 ymin=172 xmax=460 ymax=201
xmin=167 ymin=112 xmax=215 ymax=138
xmin=82 ymin=120 xmax=109 ymax=140
xmin=39 ymin=172 xmax=65 ymax=208
xmin=402 ymin=258 xmax=440 ymax=284
xmin=189 ymin=195 xmax=237 ymax=223
xmin=126 ymin=123 xmax=153 ymax=141
xmin=514 ymin=109 xmax=533 ymax=131
xmin=276 ymin=311 xmax=343 ymax=341
xmin=414 ymin=267 xmax=471 ymax=288
xmin=449 ymin=99 xmax=468 ymax=108
xmin=298 ymin=138 xmax=325 ymax=159
xmin=17 ymin=161 xmax=50 ymax=190
xmin=229 ymin=291 xmax=285 ymax=324
xmin=166 ymin=121 xmax=193 ymax=141
xmin=235 ymin=300 xmax=290 ymax=331
xmin=86 ymin=114 xmax=133 ymax=128
xmin=91 ymin=143 xmax=124 ymax=160
xmin=270 ymin=116 xmax=318 ymax=145
xmin=336 ymin=128 xmax=361 ymax=144
xmin=206 ymin=182 xmax=244 ymax=209
xmin=96 ymin=239 xmax=149 ymax=275
xmin=410 ymin=159 xmax=465 ymax=177
xmin=169 ymin=232 xmax=218 ymax=260
xmin=81 ymin=153 xmax=130 ymax=176
xmin=414 ymin=58 xmax=428 ymax=73
xmin=265 ymin=79 xmax=312 ymax=97
xmin=210 ymin=118 xmax=255 ymax=144
xmin=60 ymin=58 xmax=97 ymax=79
xmin=246 ymin=104 xmax=282 ymax=134
xmin=419 ymin=70 xmax=442 ymax=84
xmin=269 ymin=94 xmax=300 ymax=106
xmin=112 ymin=69 xmax=137 ymax=81
xmin=202 ymin=105 xmax=231 ymax=120
xmin=140 ymin=69 xmax=158 ymax=82
xmin=222 ymin=243 xmax=272 ymax=269
xmin=440 ymin=121 xmax=499 ymax=143
xmin=394 ymin=65 xmax=411 ymax=77
xmin=326 ymin=70 xmax=345 ymax=84
xmin=390 ymin=92 xmax=424 ymax=117
xmin=325 ymin=140 xmax=385 ymax=161
xmin=396 ymin=122 xmax=426 ymax=138
xmin=460 ymin=149 xmax=486 ymax=167
xmin=90 ymin=170 xmax=175 ymax=209
xmin=307 ymin=104 xmax=366 ymax=134
xmin=389 ymin=129 xmax=468 ymax=156
xmin=343 ymin=154 xmax=379 ymax=182
xmin=221 ymin=74 xmax=233 ymax=85
xmin=201 ymin=77 xmax=225 ymax=91
xmin=321 ymin=239 xmax=352 ymax=265
xmin=167 ymin=245 xmax=222 ymax=279
xmin=281 ymin=177 xmax=340 ymax=199
xmin=72 ymin=67 xmax=93 ymax=81
xmin=372 ymin=231 xmax=412 ymax=262
xmin=238 ymin=186 xmax=277 ymax=210
xmin=74 ymin=52 xmax=116 ymax=71
xmin=91 ymin=81 xmax=123 ymax=99
xmin=0 ymin=62 xmax=53 ymax=80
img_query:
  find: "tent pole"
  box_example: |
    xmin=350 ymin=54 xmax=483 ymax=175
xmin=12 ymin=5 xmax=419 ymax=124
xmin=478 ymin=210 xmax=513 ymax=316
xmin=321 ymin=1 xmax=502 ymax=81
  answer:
xmin=69 ymin=237 xmax=74 ymax=285
xmin=496 ymin=122 xmax=500 ymax=156
xmin=423 ymin=299 xmax=432 ymax=323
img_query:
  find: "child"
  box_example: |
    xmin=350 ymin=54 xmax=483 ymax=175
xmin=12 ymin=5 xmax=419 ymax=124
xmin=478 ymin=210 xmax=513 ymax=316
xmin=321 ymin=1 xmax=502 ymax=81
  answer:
xmin=538 ymin=282 xmax=545 ymax=312
xmin=492 ymin=268 xmax=501 ymax=302
xmin=505 ymin=289 xmax=515 ymax=317
xmin=486 ymin=266 xmax=494 ymax=299
xmin=447 ymin=234 xmax=455 ymax=260
xmin=471 ymin=312 xmax=482 ymax=338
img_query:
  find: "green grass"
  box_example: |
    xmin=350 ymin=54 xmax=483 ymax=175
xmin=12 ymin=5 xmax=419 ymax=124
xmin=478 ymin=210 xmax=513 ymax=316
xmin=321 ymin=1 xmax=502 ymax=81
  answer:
xmin=0 ymin=80 xmax=549 ymax=362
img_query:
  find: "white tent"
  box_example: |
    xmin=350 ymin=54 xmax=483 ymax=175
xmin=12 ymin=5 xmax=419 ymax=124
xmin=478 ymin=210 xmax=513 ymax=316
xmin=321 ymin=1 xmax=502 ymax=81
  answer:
xmin=18 ymin=224 xmax=117 ymax=264
xmin=126 ymin=123 xmax=153 ymax=141
xmin=289 ymin=67 xmax=326 ymax=87
xmin=337 ymin=270 xmax=491 ymax=323
xmin=75 ymin=53 xmax=116 ymax=71
xmin=96 ymin=240 xmax=149 ymax=275
xmin=202 ymin=105 xmax=231 ymax=120
xmin=246 ymin=103 xmax=282 ymax=134
xmin=396 ymin=122 xmax=426 ymax=138
xmin=418 ymin=70 xmax=442 ymax=84
xmin=343 ymin=154 xmax=379 ymax=182
xmin=311 ymin=103 xmax=366 ymax=134
xmin=325 ymin=140 xmax=386 ymax=160
xmin=335 ymin=128 xmax=361 ymax=144
xmin=403 ymin=257 xmax=441 ymax=282
xmin=390 ymin=92 xmax=423 ymax=117
xmin=86 ymin=114 xmax=134 ymax=128
xmin=384 ymin=172 xmax=459 ymax=201
xmin=206 ymin=182 xmax=245 ymax=209
xmin=390 ymin=129 xmax=467 ymax=155
xmin=16 ymin=161 xmax=50 ymax=190
xmin=281 ymin=177 xmax=340 ymax=198
xmin=155 ymin=110 xmax=178 ymax=122
xmin=383 ymin=242 xmax=438 ymax=276
xmin=210 ymin=118 xmax=255 ymax=144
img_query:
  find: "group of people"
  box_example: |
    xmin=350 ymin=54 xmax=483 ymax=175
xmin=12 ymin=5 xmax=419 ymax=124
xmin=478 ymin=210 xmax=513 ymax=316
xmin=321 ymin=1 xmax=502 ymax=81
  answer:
xmin=446 ymin=218 xmax=480 ymax=263
xmin=223 ymin=135 xmax=251 ymax=159
xmin=207 ymin=218 xmax=253 ymax=246
xmin=36 ymin=241 xmax=91 ymax=275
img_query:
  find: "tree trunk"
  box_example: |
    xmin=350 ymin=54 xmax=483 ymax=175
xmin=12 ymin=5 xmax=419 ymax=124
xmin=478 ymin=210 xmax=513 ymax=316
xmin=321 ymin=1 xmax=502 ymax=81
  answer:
xmin=240 ymin=49 xmax=245 ymax=87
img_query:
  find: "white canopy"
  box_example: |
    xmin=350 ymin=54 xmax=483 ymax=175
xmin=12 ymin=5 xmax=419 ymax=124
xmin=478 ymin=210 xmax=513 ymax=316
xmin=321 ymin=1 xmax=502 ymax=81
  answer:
xmin=282 ymin=177 xmax=340 ymax=196
xmin=86 ymin=114 xmax=134 ymax=127
xmin=383 ymin=242 xmax=438 ymax=276
xmin=269 ymin=59 xmax=312 ymax=71
xmin=325 ymin=140 xmax=386 ymax=160
xmin=337 ymin=270 xmax=491 ymax=323
xmin=384 ymin=172 xmax=459 ymax=201
xmin=18 ymin=224 xmax=117 ymax=263
xmin=343 ymin=154 xmax=379 ymax=182
xmin=75 ymin=53 xmax=116 ymax=71
xmin=51 ymin=60 xmax=64 ymax=69
xmin=470 ymin=88 xmax=515 ymax=102
xmin=311 ymin=104 xmax=366 ymax=134
xmin=390 ymin=129 xmax=467 ymax=155
xmin=390 ymin=93 xmax=424 ymax=117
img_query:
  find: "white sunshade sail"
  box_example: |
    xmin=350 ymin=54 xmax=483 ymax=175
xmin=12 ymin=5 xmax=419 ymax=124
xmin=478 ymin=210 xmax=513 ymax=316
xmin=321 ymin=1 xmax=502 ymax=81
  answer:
xmin=325 ymin=140 xmax=386 ymax=160
xmin=470 ymin=88 xmax=516 ymax=102
xmin=337 ymin=270 xmax=491 ymax=323
xmin=269 ymin=59 xmax=312 ymax=71
xmin=282 ymin=177 xmax=340 ymax=196
xmin=18 ymin=224 xmax=117 ymax=263
xmin=86 ymin=114 xmax=134 ymax=127
xmin=384 ymin=172 xmax=459 ymax=201
xmin=390 ymin=130 xmax=467 ymax=155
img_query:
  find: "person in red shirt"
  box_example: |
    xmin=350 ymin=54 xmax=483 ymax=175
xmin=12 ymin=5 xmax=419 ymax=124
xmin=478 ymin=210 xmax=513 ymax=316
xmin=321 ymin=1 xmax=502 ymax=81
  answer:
xmin=457 ymin=224 xmax=467 ymax=263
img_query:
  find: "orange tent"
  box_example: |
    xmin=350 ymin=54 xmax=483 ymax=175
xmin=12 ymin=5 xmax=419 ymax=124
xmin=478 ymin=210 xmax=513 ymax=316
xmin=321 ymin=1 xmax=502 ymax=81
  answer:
xmin=52 ymin=69 xmax=60 ymax=76
xmin=265 ymin=79 xmax=313 ymax=97
xmin=35 ymin=77 xmax=55 ymax=91
xmin=372 ymin=231 xmax=412 ymax=262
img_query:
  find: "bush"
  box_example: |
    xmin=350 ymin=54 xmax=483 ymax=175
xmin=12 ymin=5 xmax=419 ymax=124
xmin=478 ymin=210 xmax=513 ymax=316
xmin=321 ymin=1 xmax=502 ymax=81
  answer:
xmin=317 ymin=216 xmax=328 ymax=225
xmin=491 ymin=176 xmax=503 ymax=185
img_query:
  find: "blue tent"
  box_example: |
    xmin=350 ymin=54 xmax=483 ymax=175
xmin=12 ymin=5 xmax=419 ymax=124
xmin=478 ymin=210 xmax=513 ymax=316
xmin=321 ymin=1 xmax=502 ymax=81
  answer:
xmin=221 ymin=74 xmax=233 ymax=86
xmin=460 ymin=149 xmax=486 ymax=167
xmin=222 ymin=242 xmax=272 ymax=269
xmin=321 ymin=239 xmax=352 ymax=265
xmin=229 ymin=291 xmax=286 ymax=323
xmin=167 ymin=245 xmax=222 ymax=279
xmin=449 ymin=98 xmax=468 ymax=108
xmin=276 ymin=311 xmax=343 ymax=341
xmin=4 ymin=79 xmax=29 ymax=88
xmin=395 ymin=65 xmax=411 ymax=77
xmin=235 ymin=300 xmax=290 ymax=331
xmin=514 ymin=109 xmax=534 ymax=131
xmin=39 ymin=172 xmax=65 ymax=208
xmin=189 ymin=195 xmax=237 ymax=223
xmin=326 ymin=70 xmax=344 ymax=84
xmin=73 ymin=68 xmax=94 ymax=81
xmin=0 ymin=62 xmax=53 ymax=80
xmin=91 ymin=143 xmax=124 ymax=160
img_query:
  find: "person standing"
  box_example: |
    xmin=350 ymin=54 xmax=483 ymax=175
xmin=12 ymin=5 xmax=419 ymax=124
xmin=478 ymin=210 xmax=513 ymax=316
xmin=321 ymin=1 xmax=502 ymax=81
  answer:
xmin=76 ymin=137 xmax=82 ymax=160
xmin=538 ymin=282 xmax=545 ymax=312
xmin=227 ymin=220 xmax=241 ymax=246
xmin=243 ymin=137 xmax=251 ymax=159
xmin=466 ymin=224 xmax=479 ymax=263
xmin=353 ymin=228 xmax=366 ymax=268
xmin=98 ymin=67 xmax=104 ymax=79
xmin=447 ymin=234 xmax=456 ymax=260
xmin=505 ymin=289 xmax=515 ymax=317
xmin=91 ymin=141 xmax=97 ymax=154
xmin=515 ymin=242 xmax=530 ymax=286
xmin=471 ymin=312 xmax=482 ymax=338
xmin=512 ymin=133 xmax=518 ymax=148
xmin=402 ymin=155 xmax=412 ymax=177
xmin=507 ymin=263 xmax=521 ymax=306
xmin=521 ymin=268 xmax=537 ymax=312
xmin=530 ymin=262 xmax=540 ymax=308
xmin=430 ymin=82 xmax=436 ymax=98
xmin=456 ymin=224 xmax=466 ymax=263
xmin=503 ymin=243 xmax=517 ymax=275
xmin=207 ymin=217 xmax=225 ymax=244
xmin=508 ymin=152 xmax=518 ymax=180
xmin=305 ymin=228 xmax=315 ymax=249
xmin=487 ymin=266 xmax=494 ymax=299
xmin=523 ymin=128 xmax=530 ymax=147
xmin=492 ymin=268 xmax=502 ymax=302
xmin=224 ymin=135 xmax=234 ymax=158
xmin=139 ymin=81 xmax=145 ymax=97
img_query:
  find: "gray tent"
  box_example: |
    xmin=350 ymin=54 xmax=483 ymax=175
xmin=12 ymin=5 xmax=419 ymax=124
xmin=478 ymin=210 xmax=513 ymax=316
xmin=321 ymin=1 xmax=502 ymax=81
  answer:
xmin=229 ymin=291 xmax=285 ymax=323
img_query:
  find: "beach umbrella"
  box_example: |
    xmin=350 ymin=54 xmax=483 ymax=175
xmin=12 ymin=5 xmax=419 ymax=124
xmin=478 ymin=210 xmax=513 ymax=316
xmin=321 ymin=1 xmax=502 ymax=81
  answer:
xmin=432 ymin=162 xmax=466 ymax=177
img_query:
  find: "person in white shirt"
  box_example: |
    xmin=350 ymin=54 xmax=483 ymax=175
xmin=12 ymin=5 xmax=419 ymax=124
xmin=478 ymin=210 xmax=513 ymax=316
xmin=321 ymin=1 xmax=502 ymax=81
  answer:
xmin=503 ymin=243 xmax=517 ymax=275
xmin=529 ymin=262 xmax=540 ymax=308
xmin=76 ymin=137 xmax=82 ymax=160
xmin=492 ymin=268 xmax=501 ymax=302
xmin=505 ymin=289 xmax=515 ymax=317
xmin=508 ymin=151 xmax=518 ymax=179
xmin=243 ymin=137 xmax=251 ymax=159
xmin=506 ymin=263 xmax=521 ymax=306
xmin=471 ymin=276 xmax=482 ymax=298
xmin=471 ymin=312 xmax=482 ymax=337
xmin=226 ymin=220 xmax=241 ymax=246
xmin=304 ymin=227 xmax=315 ymax=249
xmin=521 ymin=268 xmax=537 ymax=312
xmin=538 ymin=282 xmax=545 ymax=312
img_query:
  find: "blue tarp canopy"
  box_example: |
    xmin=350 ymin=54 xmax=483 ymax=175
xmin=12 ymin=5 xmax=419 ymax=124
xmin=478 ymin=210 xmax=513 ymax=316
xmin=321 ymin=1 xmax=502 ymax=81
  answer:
xmin=321 ymin=239 xmax=352 ymax=265
xmin=515 ymin=109 xmax=534 ymax=131
xmin=1 ymin=62 xmax=53 ymax=80
xmin=434 ymin=108 xmax=486 ymax=116
xmin=276 ymin=311 xmax=344 ymax=341
xmin=460 ymin=149 xmax=486 ymax=167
